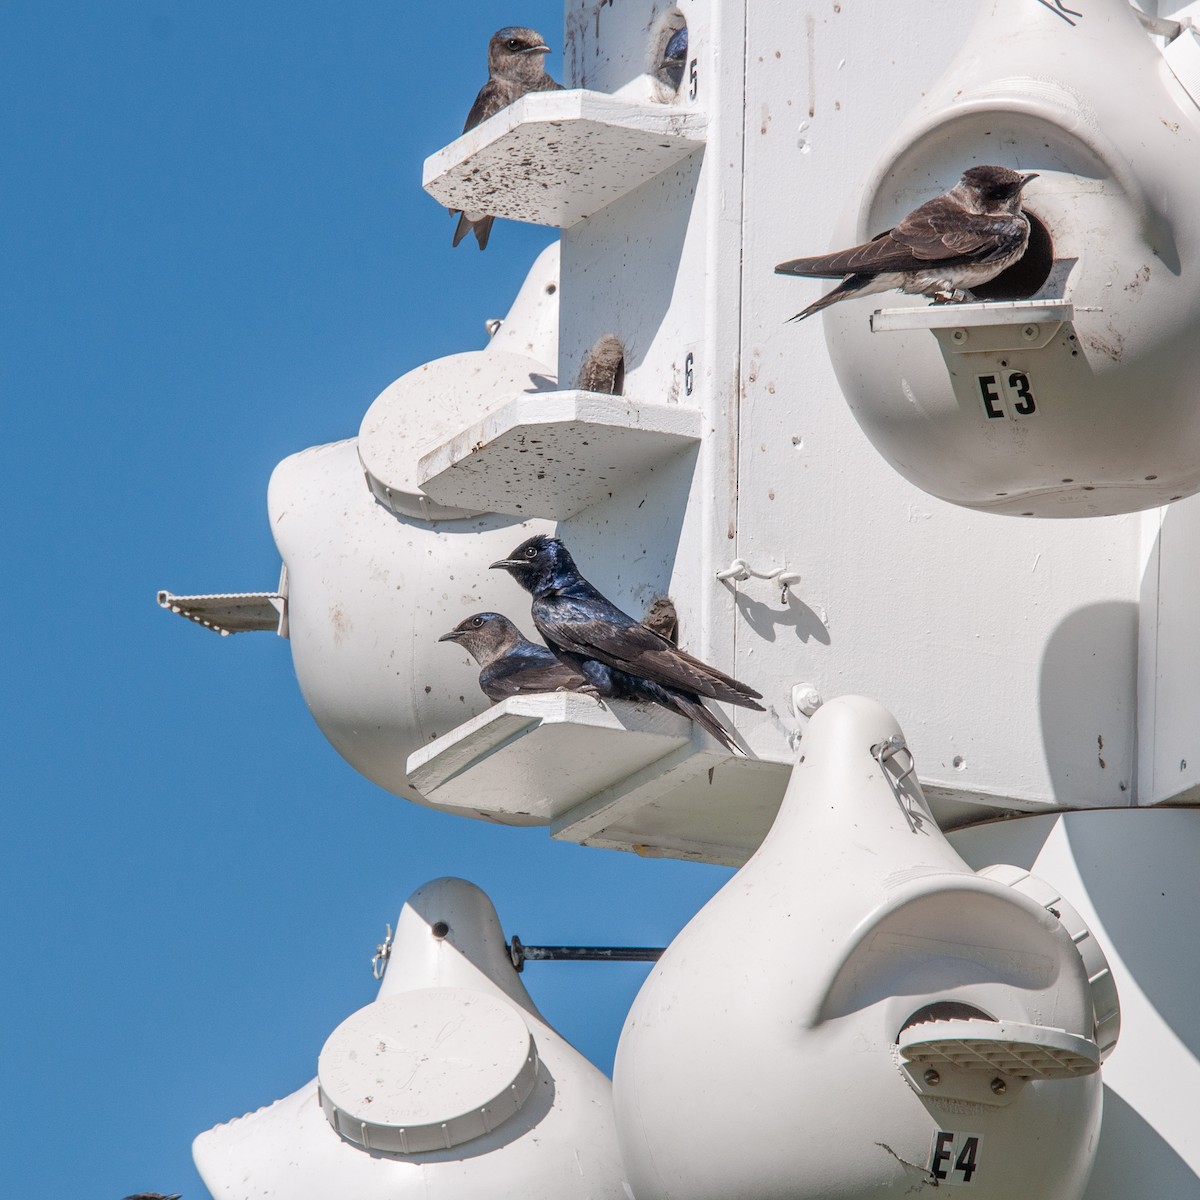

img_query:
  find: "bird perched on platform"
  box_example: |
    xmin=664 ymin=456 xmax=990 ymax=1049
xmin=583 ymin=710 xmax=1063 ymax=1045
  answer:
xmin=775 ymin=165 xmax=1038 ymax=321
xmin=490 ymin=536 xmax=763 ymax=752
xmin=440 ymin=612 xmax=585 ymax=702
xmin=452 ymin=27 xmax=563 ymax=251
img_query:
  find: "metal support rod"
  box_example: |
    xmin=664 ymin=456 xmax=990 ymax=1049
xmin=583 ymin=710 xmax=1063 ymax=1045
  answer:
xmin=509 ymin=935 xmax=664 ymax=972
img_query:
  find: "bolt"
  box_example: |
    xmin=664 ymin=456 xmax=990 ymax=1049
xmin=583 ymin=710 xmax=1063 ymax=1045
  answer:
xmin=923 ymin=1069 xmax=940 ymax=1087
xmin=790 ymin=684 xmax=823 ymax=718
xmin=1021 ymin=324 xmax=1039 ymax=341
xmin=951 ymin=329 xmax=968 ymax=345
xmin=990 ymin=1077 xmax=1007 ymax=1095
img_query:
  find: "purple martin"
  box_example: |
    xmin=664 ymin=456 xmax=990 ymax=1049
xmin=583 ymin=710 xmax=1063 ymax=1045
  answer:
xmin=642 ymin=594 xmax=679 ymax=646
xmin=576 ymin=333 xmax=625 ymax=395
xmin=659 ymin=26 xmax=688 ymax=89
xmin=452 ymin=27 xmax=564 ymax=251
xmin=490 ymin=536 xmax=763 ymax=753
xmin=440 ymin=612 xmax=585 ymax=702
xmin=775 ymin=165 xmax=1039 ymax=321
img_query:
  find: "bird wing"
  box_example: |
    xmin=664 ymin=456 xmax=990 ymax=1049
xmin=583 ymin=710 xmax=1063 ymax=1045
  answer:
xmin=480 ymin=654 xmax=584 ymax=700
xmin=463 ymin=78 xmax=520 ymax=132
xmin=537 ymin=595 xmax=763 ymax=708
xmin=892 ymin=195 xmax=1025 ymax=265
xmin=776 ymin=196 xmax=1023 ymax=278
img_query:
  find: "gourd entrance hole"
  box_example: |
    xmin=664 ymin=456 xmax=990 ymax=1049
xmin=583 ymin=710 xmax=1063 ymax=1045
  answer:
xmin=655 ymin=12 xmax=688 ymax=93
xmin=896 ymin=1001 xmax=995 ymax=1041
xmin=973 ymin=211 xmax=1054 ymax=301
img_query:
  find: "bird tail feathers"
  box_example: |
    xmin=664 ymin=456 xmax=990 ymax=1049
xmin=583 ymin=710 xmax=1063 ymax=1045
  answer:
xmin=786 ymin=274 xmax=871 ymax=323
xmin=669 ymin=691 xmax=744 ymax=755
xmin=670 ymin=646 xmax=765 ymax=708
xmin=452 ymin=212 xmax=494 ymax=250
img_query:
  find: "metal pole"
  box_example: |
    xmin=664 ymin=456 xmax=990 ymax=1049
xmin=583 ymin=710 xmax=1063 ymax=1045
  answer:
xmin=509 ymin=935 xmax=664 ymax=972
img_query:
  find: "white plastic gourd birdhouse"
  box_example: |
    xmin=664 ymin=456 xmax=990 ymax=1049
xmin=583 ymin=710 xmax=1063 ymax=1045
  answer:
xmin=612 ymin=696 xmax=1118 ymax=1200
xmin=193 ymin=877 xmax=626 ymax=1200
xmin=269 ymin=248 xmax=564 ymax=808
xmin=818 ymin=0 xmax=1200 ymax=517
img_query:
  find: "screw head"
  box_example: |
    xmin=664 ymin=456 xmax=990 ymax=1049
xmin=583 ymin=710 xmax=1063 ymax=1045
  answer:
xmin=1021 ymin=324 xmax=1040 ymax=341
xmin=990 ymin=1077 xmax=1007 ymax=1095
xmin=923 ymin=1069 xmax=941 ymax=1086
xmin=951 ymin=329 xmax=968 ymax=345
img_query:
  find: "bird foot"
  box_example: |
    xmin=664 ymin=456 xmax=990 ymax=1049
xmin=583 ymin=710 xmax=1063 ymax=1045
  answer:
xmin=577 ymin=684 xmax=607 ymax=705
xmin=931 ymin=288 xmax=977 ymax=305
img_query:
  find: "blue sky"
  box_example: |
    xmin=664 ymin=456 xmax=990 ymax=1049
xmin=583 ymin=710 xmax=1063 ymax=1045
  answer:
xmin=1 ymin=6 xmax=731 ymax=1195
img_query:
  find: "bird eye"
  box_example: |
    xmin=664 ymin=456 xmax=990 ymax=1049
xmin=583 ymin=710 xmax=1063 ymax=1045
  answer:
xmin=472 ymin=616 xmax=484 ymax=627
xmin=506 ymin=38 xmax=522 ymax=50
xmin=524 ymin=546 xmax=538 ymax=558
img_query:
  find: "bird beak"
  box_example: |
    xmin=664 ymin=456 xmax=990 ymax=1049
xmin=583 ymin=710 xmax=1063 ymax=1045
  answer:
xmin=438 ymin=630 xmax=464 ymax=642
xmin=490 ymin=558 xmax=520 ymax=570
xmin=1020 ymin=172 xmax=1039 ymax=187
xmin=522 ymin=43 xmax=551 ymax=54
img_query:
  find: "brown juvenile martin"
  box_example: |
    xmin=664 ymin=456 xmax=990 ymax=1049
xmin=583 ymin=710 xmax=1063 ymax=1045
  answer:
xmin=775 ymin=165 xmax=1038 ymax=321
xmin=452 ymin=27 xmax=563 ymax=250
xmin=439 ymin=612 xmax=585 ymax=701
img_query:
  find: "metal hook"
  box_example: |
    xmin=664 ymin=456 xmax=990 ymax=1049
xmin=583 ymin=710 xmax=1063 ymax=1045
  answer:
xmin=371 ymin=923 xmax=394 ymax=981
xmin=716 ymin=558 xmax=802 ymax=605
xmin=871 ymin=735 xmax=922 ymax=832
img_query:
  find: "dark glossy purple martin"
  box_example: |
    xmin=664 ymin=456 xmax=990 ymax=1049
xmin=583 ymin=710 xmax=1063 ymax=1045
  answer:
xmin=452 ymin=27 xmax=563 ymax=251
xmin=775 ymin=165 xmax=1038 ymax=321
xmin=659 ymin=25 xmax=688 ymax=88
xmin=490 ymin=536 xmax=763 ymax=753
xmin=439 ymin=612 xmax=585 ymax=702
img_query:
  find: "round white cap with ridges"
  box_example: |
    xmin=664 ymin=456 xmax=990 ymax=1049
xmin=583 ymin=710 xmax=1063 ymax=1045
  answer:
xmin=978 ymin=863 xmax=1121 ymax=1061
xmin=317 ymin=987 xmax=539 ymax=1154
